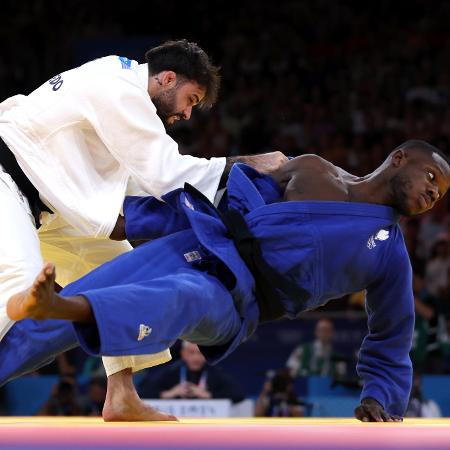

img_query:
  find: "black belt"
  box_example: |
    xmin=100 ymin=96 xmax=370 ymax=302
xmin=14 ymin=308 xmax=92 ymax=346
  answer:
xmin=0 ymin=137 xmax=52 ymax=228
xmin=184 ymin=183 xmax=309 ymax=323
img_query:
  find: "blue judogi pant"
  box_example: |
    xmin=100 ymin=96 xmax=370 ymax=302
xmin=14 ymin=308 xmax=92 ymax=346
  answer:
xmin=70 ymin=230 xmax=241 ymax=357
xmin=0 ymin=230 xmax=241 ymax=386
xmin=0 ymin=319 xmax=77 ymax=385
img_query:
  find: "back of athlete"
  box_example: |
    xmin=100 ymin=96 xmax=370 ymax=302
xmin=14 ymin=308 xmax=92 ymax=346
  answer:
xmin=272 ymin=154 xmax=367 ymax=203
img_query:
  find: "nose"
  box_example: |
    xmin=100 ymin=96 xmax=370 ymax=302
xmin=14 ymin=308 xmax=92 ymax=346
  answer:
xmin=427 ymin=184 xmax=439 ymax=203
xmin=182 ymin=106 xmax=192 ymax=121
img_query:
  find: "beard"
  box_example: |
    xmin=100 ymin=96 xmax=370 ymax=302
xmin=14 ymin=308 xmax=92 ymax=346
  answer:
xmin=152 ymin=86 xmax=181 ymax=126
xmin=389 ymin=174 xmax=414 ymax=215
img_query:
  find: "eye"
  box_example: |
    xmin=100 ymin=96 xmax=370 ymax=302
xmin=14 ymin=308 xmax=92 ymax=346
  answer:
xmin=190 ymin=95 xmax=200 ymax=106
xmin=428 ymin=171 xmax=435 ymax=181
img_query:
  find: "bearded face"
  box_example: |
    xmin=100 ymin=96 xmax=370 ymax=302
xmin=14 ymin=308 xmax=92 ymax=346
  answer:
xmin=151 ymin=85 xmax=183 ymax=125
xmin=389 ymin=151 xmax=450 ymax=216
xmin=151 ymin=77 xmax=206 ymax=126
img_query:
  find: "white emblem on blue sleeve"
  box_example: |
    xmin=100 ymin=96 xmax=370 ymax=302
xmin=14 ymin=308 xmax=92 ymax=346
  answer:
xmin=137 ymin=324 xmax=152 ymax=341
xmin=367 ymin=229 xmax=390 ymax=249
xmin=184 ymin=251 xmax=202 ymax=262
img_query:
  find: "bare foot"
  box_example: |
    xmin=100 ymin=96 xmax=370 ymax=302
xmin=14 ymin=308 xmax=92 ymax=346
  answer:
xmin=102 ymin=369 xmax=178 ymax=422
xmin=102 ymin=383 xmax=178 ymax=422
xmin=7 ymin=263 xmax=56 ymax=321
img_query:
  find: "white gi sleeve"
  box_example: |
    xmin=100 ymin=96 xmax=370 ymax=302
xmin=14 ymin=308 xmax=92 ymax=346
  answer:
xmin=80 ymin=68 xmax=225 ymax=202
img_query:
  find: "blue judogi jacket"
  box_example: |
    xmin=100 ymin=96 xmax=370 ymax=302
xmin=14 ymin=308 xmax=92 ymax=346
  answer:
xmin=124 ymin=164 xmax=414 ymax=416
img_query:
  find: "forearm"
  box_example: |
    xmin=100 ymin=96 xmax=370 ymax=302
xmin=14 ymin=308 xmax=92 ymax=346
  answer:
xmin=358 ymin=249 xmax=414 ymax=417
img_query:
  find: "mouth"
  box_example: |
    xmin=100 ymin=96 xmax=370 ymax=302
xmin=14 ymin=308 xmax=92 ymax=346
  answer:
xmin=419 ymin=193 xmax=430 ymax=210
xmin=168 ymin=115 xmax=183 ymax=124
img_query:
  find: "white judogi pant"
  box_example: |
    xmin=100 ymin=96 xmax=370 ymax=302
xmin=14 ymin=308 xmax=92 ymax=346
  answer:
xmin=0 ymin=165 xmax=171 ymax=376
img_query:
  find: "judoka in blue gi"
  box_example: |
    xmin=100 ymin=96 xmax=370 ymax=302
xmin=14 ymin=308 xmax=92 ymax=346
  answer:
xmin=5 ymin=140 xmax=450 ymax=422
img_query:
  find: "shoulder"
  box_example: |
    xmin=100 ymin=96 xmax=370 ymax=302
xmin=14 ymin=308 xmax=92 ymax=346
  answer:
xmin=288 ymin=154 xmax=334 ymax=170
xmin=288 ymin=154 xmax=340 ymax=179
xmin=76 ymin=56 xmax=142 ymax=89
xmin=273 ymin=154 xmax=336 ymax=184
xmin=80 ymin=55 xmax=138 ymax=71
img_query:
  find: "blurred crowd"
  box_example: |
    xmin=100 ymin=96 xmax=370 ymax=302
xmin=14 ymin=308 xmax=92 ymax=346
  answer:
xmin=0 ymin=0 xmax=449 ymax=416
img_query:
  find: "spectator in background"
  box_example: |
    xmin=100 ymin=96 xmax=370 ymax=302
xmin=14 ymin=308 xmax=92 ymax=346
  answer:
xmin=410 ymin=274 xmax=450 ymax=374
xmin=425 ymin=237 xmax=450 ymax=300
xmin=38 ymin=377 xmax=82 ymax=416
xmin=441 ymin=264 xmax=450 ymax=320
xmin=81 ymin=356 xmax=106 ymax=379
xmin=254 ymin=368 xmax=304 ymax=417
xmin=405 ymin=374 xmax=442 ymax=418
xmin=79 ymin=377 xmax=107 ymax=416
xmin=138 ymin=341 xmax=244 ymax=404
xmin=286 ymin=318 xmax=347 ymax=378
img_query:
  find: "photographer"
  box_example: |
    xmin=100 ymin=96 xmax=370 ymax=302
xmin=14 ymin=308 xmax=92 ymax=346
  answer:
xmin=254 ymin=369 xmax=304 ymax=417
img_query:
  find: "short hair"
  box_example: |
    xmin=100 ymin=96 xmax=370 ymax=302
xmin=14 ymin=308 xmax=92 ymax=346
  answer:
xmin=393 ymin=139 xmax=449 ymax=165
xmin=145 ymin=39 xmax=221 ymax=109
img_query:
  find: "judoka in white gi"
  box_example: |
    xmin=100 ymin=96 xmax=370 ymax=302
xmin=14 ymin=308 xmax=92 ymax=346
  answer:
xmin=0 ymin=39 xmax=286 ymax=416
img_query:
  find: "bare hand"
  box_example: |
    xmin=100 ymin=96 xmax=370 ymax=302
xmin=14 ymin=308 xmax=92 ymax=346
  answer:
xmin=246 ymin=151 xmax=289 ymax=174
xmin=162 ymin=383 xmax=190 ymax=399
xmin=186 ymin=382 xmax=212 ymax=399
xmin=354 ymin=397 xmax=403 ymax=422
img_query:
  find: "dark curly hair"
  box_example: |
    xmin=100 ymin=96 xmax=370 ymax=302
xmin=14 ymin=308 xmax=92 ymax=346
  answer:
xmin=145 ymin=39 xmax=221 ymax=109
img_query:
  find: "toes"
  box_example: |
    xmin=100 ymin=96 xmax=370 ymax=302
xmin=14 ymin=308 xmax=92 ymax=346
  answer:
xmin=44 ymin=263 xmax=55 ymax=278
xmin=153 ymin=411 xmax=178 ymax=421
xmin=37 ymin=272 xmax=47 ymax=283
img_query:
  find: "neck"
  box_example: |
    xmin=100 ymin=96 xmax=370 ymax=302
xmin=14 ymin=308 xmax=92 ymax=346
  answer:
xmin=347 ymin=168 xmax=392 ymax=206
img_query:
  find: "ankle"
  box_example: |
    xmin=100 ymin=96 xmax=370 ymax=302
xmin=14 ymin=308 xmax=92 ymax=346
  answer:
xmin=107 ymin=369 xmax=134 ymax=393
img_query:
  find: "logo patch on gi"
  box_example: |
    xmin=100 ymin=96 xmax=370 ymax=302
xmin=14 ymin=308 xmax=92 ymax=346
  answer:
xmin=367 ymin=229 xmax=390 ymax=249
xmin=118 ymin=56 xmax=132 ymax=69
xmin=137 ymin=324 xmax=152 ymax=341
xmin=184 ymin=251 xmax=202 ymax=262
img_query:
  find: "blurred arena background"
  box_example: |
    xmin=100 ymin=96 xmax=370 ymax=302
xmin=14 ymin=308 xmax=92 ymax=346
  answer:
xmin=1 ymin=0 xmax=449 ymax=419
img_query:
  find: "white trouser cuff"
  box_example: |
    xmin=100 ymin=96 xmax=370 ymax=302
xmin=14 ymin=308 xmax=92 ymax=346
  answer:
xmin=102 ymin=349 xmax=172 ymax=377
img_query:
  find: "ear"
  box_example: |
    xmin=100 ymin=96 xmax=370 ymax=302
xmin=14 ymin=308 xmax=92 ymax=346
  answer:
xmin=391 ymin=149 xmax=407 ymax=168
xmin=159 ymin=70 xmax=177 ymax=87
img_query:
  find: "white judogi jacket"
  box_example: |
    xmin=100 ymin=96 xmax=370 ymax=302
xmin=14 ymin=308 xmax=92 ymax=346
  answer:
xmin=0 ymin=56 xmax=225 ymax=237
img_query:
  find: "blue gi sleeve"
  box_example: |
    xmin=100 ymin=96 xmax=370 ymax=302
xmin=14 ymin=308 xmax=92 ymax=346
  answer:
xmin=123 ymin=189 xmax=190 ymax=240
xmin=357 ymin=234 xmax=414 ymax=417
